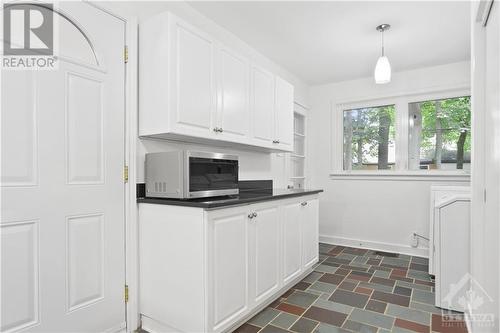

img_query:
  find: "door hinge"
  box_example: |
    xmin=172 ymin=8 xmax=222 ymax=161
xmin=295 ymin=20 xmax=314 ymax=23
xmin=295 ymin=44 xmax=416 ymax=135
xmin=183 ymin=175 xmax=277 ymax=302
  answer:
xmin=124 ymin=45 xmax=129 ymax=63
xmin=125 ymin=285 xmax=129 ymax=303
xmin=124 ymin=165 xmax=129 ymax=183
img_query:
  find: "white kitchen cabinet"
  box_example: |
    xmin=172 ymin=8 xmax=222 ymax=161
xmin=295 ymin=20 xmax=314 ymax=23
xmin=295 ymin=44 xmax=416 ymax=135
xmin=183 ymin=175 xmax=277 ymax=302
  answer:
xmin=274 ymin=77 xmax=294 ymax=150
xmin=139 ymin=12 xmax=294 ymax=152
xmin=282 ymin=201 xmax=302 ymax=285
xmin=250 ymin=65 xmax=275 ymax=147
xmin=217 ymin=47 xmax=250 ymax=143
xmin=139 ymin=194 xmax=319 ymax=333
xmin=207 ymin=207 xmax=249 ymax=331
xmin=301 ymin=199 xmax=319 ymax=269
xmin=249 ymin=203 xmax=281 ymax=305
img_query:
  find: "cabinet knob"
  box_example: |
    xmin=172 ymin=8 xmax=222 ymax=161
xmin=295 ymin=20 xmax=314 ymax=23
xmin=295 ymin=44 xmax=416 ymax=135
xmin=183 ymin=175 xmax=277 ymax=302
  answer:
xmin=248 ymin=213 xmax=254 ymax=219
xmin=213 ymin=127 xmax=219 ymax=132
xmin=252 ymin=212 xmax=257 ymax=218
xmin=219 ymin=128 xmax=224 ymax=133
xmin=301 ymin=202 xmax=307 ymax=206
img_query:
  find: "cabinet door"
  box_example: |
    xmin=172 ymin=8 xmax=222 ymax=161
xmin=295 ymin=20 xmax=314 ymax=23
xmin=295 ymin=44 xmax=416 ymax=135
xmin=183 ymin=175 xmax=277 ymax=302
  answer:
xmin=250 ymin=204 xmax=280 ymax=304
xmin=170 ymin=17 xmax=216 ymax=137
xmin=207 ymin=208 xmax=249 ymax=331
xmin=301 ymin=199 xmax=319 ymax=269
xmin=251 ymin=65 xmax=275 ymax=146
xmin=282 ymin=202 xmax=302 ymax=284
xmin=274 ymin=77 xmax=294 ymax=150
xmin=217 ymin=47 xmax=250 ymax=142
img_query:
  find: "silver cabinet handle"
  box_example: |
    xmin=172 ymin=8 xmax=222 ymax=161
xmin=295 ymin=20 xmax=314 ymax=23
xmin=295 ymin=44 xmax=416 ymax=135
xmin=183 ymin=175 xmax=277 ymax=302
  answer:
xmin=252 ymin=212 xmax=257 ymax=218
xmin=213 ymin=127 xmax=219 ymax=132
xmin=219 ymin=128 xmax=223 ymax=133
xmin=248 ymin=213 xmax=254 ymax=219
xmin=272 ymin=140 xmax=279 ymax=144
xmin=301 ymin=202 xmax=307 ymax=206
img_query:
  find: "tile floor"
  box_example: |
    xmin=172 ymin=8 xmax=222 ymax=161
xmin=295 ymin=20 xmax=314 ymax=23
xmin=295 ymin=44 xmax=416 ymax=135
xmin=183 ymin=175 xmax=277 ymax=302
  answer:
xmin=235 ymin=243 xmax=468 ymax=333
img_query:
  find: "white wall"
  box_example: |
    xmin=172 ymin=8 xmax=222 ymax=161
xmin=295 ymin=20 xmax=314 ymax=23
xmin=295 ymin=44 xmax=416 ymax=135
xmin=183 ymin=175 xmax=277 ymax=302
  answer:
xmin=308 ymin=61 xmax=471 ymax=256
xmin=97 ymin=1 xmax=310 ymax=185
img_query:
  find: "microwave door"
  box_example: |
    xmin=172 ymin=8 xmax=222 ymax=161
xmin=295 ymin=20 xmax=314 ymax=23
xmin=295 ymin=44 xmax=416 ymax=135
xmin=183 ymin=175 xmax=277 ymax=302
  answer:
xmin=188 ymin=156 xmax=238 ymax=197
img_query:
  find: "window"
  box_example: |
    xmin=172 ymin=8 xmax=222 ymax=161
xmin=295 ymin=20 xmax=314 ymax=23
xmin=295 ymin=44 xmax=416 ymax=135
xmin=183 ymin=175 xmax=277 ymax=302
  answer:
xmin=343 ymin=105 xmax=396 ymax=170
xmin=409 ymin=97 xmax=471 ymax=171
xmin=336 ymin=91 xmax=471 ymax=176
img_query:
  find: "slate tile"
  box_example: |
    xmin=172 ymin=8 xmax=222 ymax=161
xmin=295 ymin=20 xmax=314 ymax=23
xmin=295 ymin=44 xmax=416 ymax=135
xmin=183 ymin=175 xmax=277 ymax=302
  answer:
xmin=234 ymin=323 xmax=261 ymax=333
xmin=394 ymin=286 xmax=412 ymax=297
xmin=324 ymin=257 xmax=352 ymax=265
xmin=394 ymin=318 xmax=430 ymax=333
xmin=410 ymin=262 xmax=429 ymax=272
xmin=271 ymin=312 xmax=300 ymax=330
xmin=342 ymin=320 xmax=378 ymax=333
xmin=390 ymin=275 xmax=415 ymax=283
xmin=327 ymin=246 xmax=345 ymax=256
xmin=410 ymin=301 xmax=445 ymax=315
xmin=260 ymin=324 xmax=292 ymax=333
xmin=358 ymin=281 xmax=393 ymax=293
xmin=373 ymin=250 xmax=399 ymax=257
xmin=248 ymin=307 xmax=281 ymax=327
xmin=287 ymin=290 xmax=319 ymax=308
xmin=352 ymin=256 xmax=369 ymax=264
xmin=315 ymin=264 xmax=338 ymax=274
xmin=290 ymin=317 xmax=319 ymax=333
xmin=309 ymin=281 xmax=337 ymax=293
xmin=369 ymin=276 xmax=396 ymax=287
xmin=386 ymin=303 xmax=430 ymax=325
xmin=365 ymin=299 xmax=387 ymax=314
xmin=303 ymin=306 xmax=348 ymax=327
xmin=371 ymin=290 xmax=410 ymax=307
xmin=294 ymin=281 xmax=311 ymax=291
xmin=431 ymin=314 xmax=468 ymax=333
xmin=392 ymin=269 xmax=408 ymax=277
xmin=313 ymin=298 xmax=353 ymax=314
xmin=373 ymin=269 xmax=391 ymax=278
xmin=402 ymin=280 xmax=424 ymax=290
xmin=367 ymin=258 xmax=381 ymax=265
xmin=411 ymin=289 xmax=434 ymax=305
xmin=342 ymin=247 xmax=368 ymax=256
xmin=348 ymin=308 xmax=395 ymax=330
xmin=369 ymin=265 xmax=393 ymax=272
xmin=329 ymin=289 xmax=369 ymax=308
xmin=334 ymin=268 xmax=350 ymax=276
xmin=319 ymin=273 xmax=345 ymax=285
xmin=411 ymin=256 xmax=429 ymax=265
xmin=340 ymin=264 xmax=369 ymax=272
xmin=354 ymin=286 xmax=373 ymax=295
xmin=414 ymin=279 xmax=435 ymax=287
xmin=335 ymin=253 xmax=357 ymax=261
xmin=313 ymin=323 xmax=350 ymax=333
xmin=407 ymin=269 xmax=432 ymax=281
xmin=347 ymin=271 xmax=372 ymax=282
xmin=338 ymin=280 xmax=357 ymax=291
xmin=277 ymin=303 xmax=306 ymax=316
xmin=303 ymin=272 xmax=324 ymax=284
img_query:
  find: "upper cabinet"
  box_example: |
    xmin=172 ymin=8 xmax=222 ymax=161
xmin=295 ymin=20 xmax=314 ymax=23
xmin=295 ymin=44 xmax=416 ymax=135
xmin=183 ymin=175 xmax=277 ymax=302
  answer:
xmin=139 ymin=12 xmax=294 ymax=152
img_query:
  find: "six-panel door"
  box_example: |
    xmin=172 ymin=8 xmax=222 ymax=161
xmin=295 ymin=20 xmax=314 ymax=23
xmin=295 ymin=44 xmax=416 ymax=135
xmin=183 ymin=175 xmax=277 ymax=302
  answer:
xmin=208 ymin=207 xmax=249 ymax=332
xmin=250 ymin=204 xmax=281 ymax=304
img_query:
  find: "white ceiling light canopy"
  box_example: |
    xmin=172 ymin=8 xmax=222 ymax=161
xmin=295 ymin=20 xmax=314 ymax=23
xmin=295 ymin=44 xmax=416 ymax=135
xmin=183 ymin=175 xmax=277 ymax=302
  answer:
xmin=374 ymin=23 xmax=391 ymax=84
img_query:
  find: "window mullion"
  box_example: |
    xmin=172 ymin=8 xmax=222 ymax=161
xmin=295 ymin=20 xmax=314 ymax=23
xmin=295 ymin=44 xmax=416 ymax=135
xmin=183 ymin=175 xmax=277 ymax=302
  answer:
xmin=395 ymin=98 xmax=409 ymax=171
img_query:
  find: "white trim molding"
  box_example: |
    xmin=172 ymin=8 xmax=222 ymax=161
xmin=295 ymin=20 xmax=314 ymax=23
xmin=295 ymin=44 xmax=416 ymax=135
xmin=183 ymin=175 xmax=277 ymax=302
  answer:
xmin=329 ymin=171 xmax=471 ymax=181
xmin=319 ymin=234 xmax=429 ymax=258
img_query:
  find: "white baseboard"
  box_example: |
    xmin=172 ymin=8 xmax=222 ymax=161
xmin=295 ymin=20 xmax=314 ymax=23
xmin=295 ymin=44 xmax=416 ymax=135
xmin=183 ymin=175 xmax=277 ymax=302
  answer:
xmin=319 ymin=234 xmax=429 ymax=258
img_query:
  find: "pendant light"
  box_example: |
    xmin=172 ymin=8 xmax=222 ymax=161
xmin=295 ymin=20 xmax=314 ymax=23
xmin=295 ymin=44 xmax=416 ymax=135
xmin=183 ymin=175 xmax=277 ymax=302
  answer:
xmin=374 ymin=24 xmax=391 ymax=84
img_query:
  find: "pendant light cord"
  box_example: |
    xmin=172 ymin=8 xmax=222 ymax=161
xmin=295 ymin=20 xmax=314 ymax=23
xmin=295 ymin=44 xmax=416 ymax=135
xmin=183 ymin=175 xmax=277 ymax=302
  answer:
xmin=381 ymin=29 xmax=385 ymax=56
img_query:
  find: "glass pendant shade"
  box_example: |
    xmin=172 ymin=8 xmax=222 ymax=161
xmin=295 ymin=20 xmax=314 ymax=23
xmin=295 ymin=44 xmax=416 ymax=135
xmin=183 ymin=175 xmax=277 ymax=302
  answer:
xmin=374 ymin=55 xmax=391 ymax=84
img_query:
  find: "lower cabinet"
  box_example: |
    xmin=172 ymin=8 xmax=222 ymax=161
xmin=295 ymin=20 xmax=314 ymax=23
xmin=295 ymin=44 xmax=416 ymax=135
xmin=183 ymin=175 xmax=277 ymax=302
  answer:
xmin=139 ymin=195 xmax=319 ymax=333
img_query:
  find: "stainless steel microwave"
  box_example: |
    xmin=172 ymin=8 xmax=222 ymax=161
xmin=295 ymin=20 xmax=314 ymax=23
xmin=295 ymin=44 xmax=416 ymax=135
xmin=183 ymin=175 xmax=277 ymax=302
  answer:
xmin=145 ymin=151 xmax=239 ymax=199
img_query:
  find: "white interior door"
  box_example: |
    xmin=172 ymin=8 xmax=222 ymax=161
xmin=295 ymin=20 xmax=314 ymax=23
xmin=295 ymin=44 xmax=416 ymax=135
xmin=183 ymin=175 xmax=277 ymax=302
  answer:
xmin=1 ymin=2 xmax=126 ymax=332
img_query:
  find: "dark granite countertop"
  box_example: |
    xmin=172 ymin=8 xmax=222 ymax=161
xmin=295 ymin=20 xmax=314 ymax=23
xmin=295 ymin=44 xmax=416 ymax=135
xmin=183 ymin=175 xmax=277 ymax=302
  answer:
xmin=137 ymin=188 xmax=323 ymax=209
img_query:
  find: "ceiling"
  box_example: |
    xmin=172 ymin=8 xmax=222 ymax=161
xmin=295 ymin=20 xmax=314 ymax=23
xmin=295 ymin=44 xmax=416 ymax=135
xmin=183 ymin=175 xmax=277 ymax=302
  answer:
xmin=189 ymin=1 xmax=471 ymax=85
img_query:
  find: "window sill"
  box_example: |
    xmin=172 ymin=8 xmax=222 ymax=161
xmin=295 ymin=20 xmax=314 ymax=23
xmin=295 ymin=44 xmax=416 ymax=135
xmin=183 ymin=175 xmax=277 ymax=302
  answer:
xmin=329 ymin=171 xmax=471 ymax=181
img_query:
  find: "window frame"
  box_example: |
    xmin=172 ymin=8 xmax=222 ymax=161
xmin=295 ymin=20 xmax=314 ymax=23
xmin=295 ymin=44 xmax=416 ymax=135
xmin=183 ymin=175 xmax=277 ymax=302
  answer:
xmin=331 ymin=87 xmax=471 ymax=180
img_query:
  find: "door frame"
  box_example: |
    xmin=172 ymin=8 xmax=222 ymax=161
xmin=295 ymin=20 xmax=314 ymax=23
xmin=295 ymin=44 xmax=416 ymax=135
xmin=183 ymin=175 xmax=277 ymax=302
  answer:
xmin=85 ymin=2 xmax=139 ymax=332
